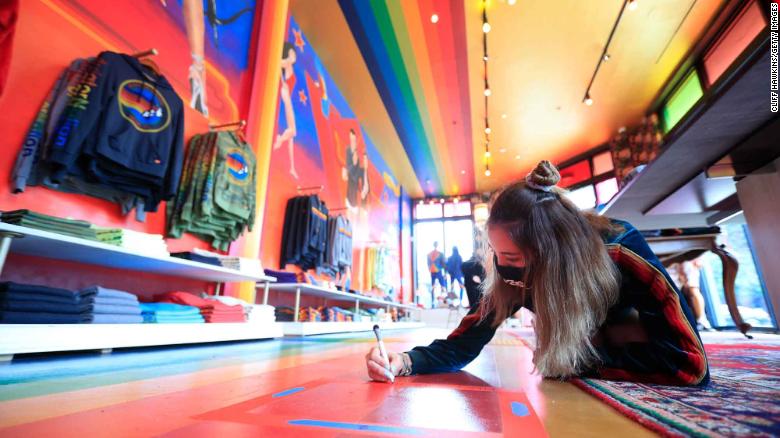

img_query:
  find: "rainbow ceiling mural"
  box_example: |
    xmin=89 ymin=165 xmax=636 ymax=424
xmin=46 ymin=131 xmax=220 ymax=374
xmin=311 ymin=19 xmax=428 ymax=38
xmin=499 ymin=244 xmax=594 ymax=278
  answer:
xmin=338 ymin=0 xmax=475 ymax=196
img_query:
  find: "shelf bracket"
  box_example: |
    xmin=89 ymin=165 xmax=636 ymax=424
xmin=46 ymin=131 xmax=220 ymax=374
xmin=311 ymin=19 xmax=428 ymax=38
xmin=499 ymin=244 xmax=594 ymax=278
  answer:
xmin=0 ymin=231 xmax=24 ymax=277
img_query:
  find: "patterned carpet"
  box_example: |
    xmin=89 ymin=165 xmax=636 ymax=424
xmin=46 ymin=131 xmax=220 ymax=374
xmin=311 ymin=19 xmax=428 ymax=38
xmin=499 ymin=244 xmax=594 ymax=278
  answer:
xmin=573 ymin=333 xmax=780 ymax=437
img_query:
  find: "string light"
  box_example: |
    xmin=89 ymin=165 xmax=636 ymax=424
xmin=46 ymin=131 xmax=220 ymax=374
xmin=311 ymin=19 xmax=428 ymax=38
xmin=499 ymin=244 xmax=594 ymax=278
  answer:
xmin=481 ymin=0 xmax=492 ymax=178
xmin=431 ymin=14 xmax=439 ymax=23
xmin=582 ymin=0 xmax=633 ymax=107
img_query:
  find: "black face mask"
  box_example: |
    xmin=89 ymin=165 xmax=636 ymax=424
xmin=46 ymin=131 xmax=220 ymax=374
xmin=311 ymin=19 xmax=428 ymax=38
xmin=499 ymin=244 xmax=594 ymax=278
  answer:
xmin=494 ymin=254 xmax=528 ymax=288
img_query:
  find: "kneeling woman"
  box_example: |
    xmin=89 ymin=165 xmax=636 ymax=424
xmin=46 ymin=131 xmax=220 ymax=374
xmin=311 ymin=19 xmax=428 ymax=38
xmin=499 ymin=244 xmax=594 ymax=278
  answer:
xmin=366 ymin=161 xmax=708 ymax=386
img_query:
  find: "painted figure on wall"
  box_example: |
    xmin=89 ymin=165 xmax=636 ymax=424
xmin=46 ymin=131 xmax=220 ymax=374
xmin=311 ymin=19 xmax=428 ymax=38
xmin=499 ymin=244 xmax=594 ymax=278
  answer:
xmin=159 ymin=0 xmax=254 ymax=117
xmin=343 ymin=129 xmax=369 ymax=210
xmin=274 ymin=41 xmax=299 ymax=179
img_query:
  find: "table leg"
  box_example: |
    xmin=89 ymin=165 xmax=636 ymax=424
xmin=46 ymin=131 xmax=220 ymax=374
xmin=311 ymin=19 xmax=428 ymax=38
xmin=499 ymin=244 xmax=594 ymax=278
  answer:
xmin=711 ymin=243 xmax=752 ymax=338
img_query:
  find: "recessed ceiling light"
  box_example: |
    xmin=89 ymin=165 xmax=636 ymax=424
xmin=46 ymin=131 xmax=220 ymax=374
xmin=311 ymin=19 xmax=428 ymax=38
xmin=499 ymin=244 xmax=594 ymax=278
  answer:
xmin=431 ymin=14 xmax=439 ymax=23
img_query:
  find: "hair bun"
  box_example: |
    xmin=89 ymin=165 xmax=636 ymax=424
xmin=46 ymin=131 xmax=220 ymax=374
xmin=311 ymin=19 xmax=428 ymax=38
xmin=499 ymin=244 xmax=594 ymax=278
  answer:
xmin=525 ymin=160 xmax=561 ymax=191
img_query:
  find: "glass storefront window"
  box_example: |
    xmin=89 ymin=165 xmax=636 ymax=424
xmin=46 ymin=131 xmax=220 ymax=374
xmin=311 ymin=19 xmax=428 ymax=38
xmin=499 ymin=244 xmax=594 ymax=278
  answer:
xmin=699 ymin=223 xmax=775 ymax=328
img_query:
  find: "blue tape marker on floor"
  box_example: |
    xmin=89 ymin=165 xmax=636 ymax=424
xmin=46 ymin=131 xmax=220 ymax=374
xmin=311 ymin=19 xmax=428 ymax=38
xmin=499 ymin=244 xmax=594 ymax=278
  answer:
xmin=272 ymin=387 xmax=305 ymax=398
xmin=289 ymin=419 xmax=425 ymax=435
xmin=511 ymin=401 xmax=530 ymax=417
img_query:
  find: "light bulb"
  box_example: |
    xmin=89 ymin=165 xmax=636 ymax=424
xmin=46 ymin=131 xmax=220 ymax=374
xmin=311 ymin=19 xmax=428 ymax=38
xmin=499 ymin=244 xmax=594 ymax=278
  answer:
xmin=485 ymin=151 xmax=491 ymax=158
xmin=484 ymin=88 xmax=492 ymax=97
xmin=603 ymin=53 xmax=611 ymax=61
xmin=515 ymin=154 xmax=521 ymax=159
xmin=485 ymin=168 xmax=492 ymax=176
xmin=483 ymin=55 xmax=489 ymax=61
xmin=485 ymin=127 xmax=491 ymax=134
xmin=628 ymin=0 xmax=638 ymax=11
xmin=482 ymin=22 xmax=491 ymax=33
xmin=508 ymin=0 xmax=517 ymax=5
xmin=499 ymin=148 xmax=506 ymax=153
xmin=584 ymin=94 xmax=593 ymax=106
xmin=461 ymin=170 xmax=466 ymax=175
xmin=439 ymin=198 xmax=445 ymax=204
xmin=431 ymin=14 xmax=439 ymax=23
xmin=501 ymin=113 xmax=507 ymax=119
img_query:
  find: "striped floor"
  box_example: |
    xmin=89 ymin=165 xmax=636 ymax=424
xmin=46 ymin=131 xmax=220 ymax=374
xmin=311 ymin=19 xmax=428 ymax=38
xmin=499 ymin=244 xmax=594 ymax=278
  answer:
xmin=0 ymin=328 xmax=652 ymax=437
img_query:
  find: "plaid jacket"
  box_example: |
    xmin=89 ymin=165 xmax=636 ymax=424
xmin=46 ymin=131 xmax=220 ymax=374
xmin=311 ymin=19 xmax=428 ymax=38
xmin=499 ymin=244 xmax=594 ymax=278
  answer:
xmin=407 ymin=220 xmax=709 ymax=386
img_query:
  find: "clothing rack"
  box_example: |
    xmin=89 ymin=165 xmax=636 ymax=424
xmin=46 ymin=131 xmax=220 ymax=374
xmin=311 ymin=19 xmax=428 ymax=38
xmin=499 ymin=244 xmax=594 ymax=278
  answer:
xmin=209 ymin=120 xmax=246 ymax=131
xmin=132 ymin=48 xmax=158 ymax=58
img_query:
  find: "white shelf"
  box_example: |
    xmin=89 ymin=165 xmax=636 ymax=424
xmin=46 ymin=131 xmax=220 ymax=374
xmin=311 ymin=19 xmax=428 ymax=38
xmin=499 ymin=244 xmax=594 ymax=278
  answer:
xmin=0 ymin=322 xmax=284 ymax=356
xmin=0 ymin=222 xmax=275 ymax=283
xmin=280 ymin=321 xmax=425 ymax=336
xmin=263 ymin=283 xmax=418 ymax=311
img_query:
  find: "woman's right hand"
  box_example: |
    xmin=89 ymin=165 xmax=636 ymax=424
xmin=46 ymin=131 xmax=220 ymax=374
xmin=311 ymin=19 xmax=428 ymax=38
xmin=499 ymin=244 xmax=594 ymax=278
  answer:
xmin=365 ymin=347 xmax=403 ymax=383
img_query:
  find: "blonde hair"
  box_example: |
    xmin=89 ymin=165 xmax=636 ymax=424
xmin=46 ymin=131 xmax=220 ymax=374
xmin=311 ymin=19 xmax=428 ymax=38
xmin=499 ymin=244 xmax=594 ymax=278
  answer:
xmin=480 ymin=161 xmax=621 ymax=378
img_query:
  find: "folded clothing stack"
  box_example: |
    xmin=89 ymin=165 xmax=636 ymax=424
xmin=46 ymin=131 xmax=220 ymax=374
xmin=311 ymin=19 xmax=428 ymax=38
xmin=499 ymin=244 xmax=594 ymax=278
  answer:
xmin=170 ymin=252 xmax=222 ymax=267
xmin=323 ymin=307 xmax=354 ymax=322
xmin=299 ymin=306 xmax=323 ymax=322
xmin=0 ymin=282 xmax=142 ymax=323
xmin=154 ymin=291 xmax=245 ymax=323
xmin=191 ymin=248 xmax=264 ymax=277
xmin=140 ymin=302 xmax=204 ymax=323
xmin=248 ymin=304 xmax=275 ymax=324
xmin=80 ymin=285 xmax=143 ymax=323
xmin=275 ymin=306 xmax=295 ymax=322
xmin=0 ymin=210 xmax=98 ymax=241
xmin=263 ymin=269 xmax=300 ymax=284
xmin=202 ymin=294 xmax=253 ymax=320
xmin=93 ymin=227 xmax=170 ymax=257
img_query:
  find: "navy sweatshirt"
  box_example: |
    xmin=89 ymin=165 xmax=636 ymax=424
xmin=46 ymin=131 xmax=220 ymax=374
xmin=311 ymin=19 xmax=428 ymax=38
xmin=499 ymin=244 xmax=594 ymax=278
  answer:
xmin=47 ymin=51 xmax=184 ymax=208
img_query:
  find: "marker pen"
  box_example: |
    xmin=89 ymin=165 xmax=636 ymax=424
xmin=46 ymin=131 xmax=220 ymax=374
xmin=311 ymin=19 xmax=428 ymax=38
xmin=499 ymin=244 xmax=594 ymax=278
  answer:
xmin=372 ymin=324 xmax=394 ymax=382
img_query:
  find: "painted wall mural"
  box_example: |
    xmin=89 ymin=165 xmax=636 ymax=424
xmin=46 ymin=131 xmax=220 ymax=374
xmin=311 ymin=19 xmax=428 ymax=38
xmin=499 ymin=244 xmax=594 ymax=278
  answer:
xmin=0 ymin=0 xmax=261 ymax=247
xmin=261 ymin=17 xmax=404 ymax=296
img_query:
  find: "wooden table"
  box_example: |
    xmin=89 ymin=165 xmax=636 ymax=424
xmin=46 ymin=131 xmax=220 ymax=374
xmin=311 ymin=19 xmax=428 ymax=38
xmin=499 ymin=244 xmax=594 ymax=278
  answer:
xmin=645 ymin=233 xmax=751 ymax=338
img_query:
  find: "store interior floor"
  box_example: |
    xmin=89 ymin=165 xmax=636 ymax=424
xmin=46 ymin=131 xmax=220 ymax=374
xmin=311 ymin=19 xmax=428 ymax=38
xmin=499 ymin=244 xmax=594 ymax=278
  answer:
xmin=0 ymin=326 xmax=657 ymax=437
xmin=1 ymin=327 xmax=776 ymax=437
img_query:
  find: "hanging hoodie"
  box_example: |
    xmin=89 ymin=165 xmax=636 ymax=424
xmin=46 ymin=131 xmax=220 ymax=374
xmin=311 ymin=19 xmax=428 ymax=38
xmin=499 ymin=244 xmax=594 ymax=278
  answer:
xmin=47 ymin=51 xmax=184 ymax=209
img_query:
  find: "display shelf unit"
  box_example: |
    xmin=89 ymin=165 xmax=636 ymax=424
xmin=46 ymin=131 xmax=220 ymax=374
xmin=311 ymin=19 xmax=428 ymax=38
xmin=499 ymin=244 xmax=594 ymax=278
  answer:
xmin=281 ymin=321 xmax=425 ymax=336
xmin=0 ymin=223 xmax=281 ymax=359
xmin=258 ymin=282 xmax=424 ymax=336
xmin=0 ymin=223 xmax=276 ymax=283
xmin=0 ymin=323 xmax=284 ymax=358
